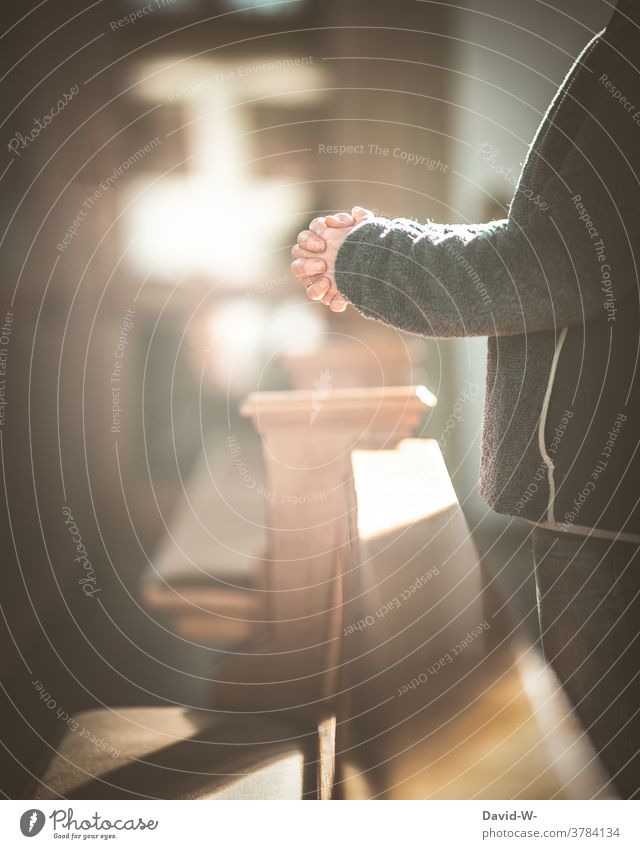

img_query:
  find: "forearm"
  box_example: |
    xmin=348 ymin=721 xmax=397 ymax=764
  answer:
xmin=335 ymin=162 xmax=634 ymax=338
xmin=334 ymin=218 xmax=512 ymax=336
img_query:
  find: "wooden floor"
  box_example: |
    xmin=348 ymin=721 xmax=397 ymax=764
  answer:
xmin=338 ymin=642 xmax=614 ymax=799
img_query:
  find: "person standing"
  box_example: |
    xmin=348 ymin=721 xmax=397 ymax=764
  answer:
xmin=291 ymin=1 xmax=640 ymax=797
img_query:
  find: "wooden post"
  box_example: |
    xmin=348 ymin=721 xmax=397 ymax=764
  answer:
xmin=213 ymin=385 xmax=433 ymax=714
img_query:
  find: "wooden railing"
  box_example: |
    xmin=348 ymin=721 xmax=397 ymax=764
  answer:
xmin=216 ymin=385 xmax=613 ymax=799
xmin=141 ymin=384 xmax=614 ymax=799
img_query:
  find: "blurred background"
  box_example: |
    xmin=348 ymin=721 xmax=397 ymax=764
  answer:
xmin=0 ymin=0 xmax=613 ymax=796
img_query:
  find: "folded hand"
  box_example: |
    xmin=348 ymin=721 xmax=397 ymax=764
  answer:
xmin=290 ymin=207 xmax=373 ymax=312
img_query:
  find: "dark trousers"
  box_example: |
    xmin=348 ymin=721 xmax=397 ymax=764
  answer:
xmin=532 ymin=526 xmax=640 ymax=798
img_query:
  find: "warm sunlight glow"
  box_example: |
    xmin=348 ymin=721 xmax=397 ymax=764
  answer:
xmin=123 ymin=176 xmax=303 ymax=284
xmin=353 ymin=440 xmax=458 ymax=541
xmin=121 ymin=55 xmax=327 ymax=284
xmin=263 ymin=298 xmax=324 ymax=357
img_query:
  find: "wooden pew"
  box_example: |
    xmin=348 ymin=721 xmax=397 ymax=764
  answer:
xmin=32 ymin=707 xmax=320 ymax=800
xmin=212 ymin=386 xmax=434 ymax=715
xmin=139 ymin=433 xmax=268 ymax=647
xmin=30 ymin=386 xmax=615 ymax=799
xmin=279 ymin=330 xmax=425 ymax=390
xmin=216 ymin=387 xmax=614 ymax=798
xmin=29 ymin=387 xmax=431 ymax=800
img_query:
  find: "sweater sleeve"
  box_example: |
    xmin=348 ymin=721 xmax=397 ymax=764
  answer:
xmin=334 ymin=150 xmax=635 ymax=338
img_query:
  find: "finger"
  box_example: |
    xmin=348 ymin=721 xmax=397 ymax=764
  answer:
xmin=351 ymin=206 xmax=374 ymax=222
xmin=325 ymin=212 xmax=355 ymax=227
xmin=304 ymin=276 xmax=332 ymax=301
xmin=309 ymin=216 xmax=327 ymax=232
xmin=291 ymin=243 xmax=324 ymax=260
xmin=309 ymin=218 xmax=330 ymax=239
xmin=320 ymin=285 xmax=339 ymax=305
xmin=296 ymin=229 xmax=325 ymax=252
xmin=328 ymin=295 xmax=348 ymax=313
xmin=291 ymin=257 xmax=327 ymax=278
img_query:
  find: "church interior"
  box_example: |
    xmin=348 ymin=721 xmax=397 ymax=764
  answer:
xmin=0 ymin=0 xmax=617 ymax=800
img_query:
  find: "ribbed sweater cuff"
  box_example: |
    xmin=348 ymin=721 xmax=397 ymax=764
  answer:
xmin=334 ymin=219 xmax=389 ymax=311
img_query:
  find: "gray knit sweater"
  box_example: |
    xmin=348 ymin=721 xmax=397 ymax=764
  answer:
xmin=335 ymin=12 xmax=640 ymax=541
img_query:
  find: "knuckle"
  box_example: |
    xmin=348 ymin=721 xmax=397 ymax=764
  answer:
xmin=307 ymin=284 xmax=326 ymax=301
xmin=309 ymin=219 xmax=329 ymax=237
xmin=296 ymin=231 xmax=309 ymax=246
